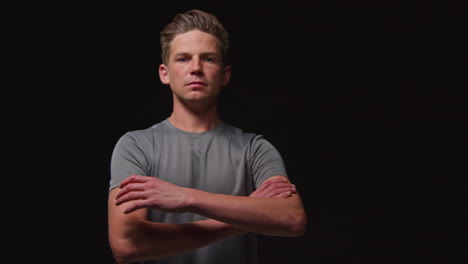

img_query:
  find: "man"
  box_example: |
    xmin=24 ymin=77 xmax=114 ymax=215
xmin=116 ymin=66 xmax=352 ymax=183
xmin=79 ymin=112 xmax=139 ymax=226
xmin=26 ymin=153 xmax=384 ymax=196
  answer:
xmin=108 ymin=9 xmax=306 ymax=264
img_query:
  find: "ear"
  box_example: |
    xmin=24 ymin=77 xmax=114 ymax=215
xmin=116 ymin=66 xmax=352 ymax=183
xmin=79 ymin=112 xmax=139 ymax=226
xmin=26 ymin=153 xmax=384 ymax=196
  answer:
xmin=159 ymin=64 xmax=170 ymax=85
xmin=222 ymin=65 xmax=231 ymax=86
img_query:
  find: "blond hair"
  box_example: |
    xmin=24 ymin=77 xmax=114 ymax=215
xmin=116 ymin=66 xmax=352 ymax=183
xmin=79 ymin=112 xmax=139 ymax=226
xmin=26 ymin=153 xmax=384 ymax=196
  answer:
xmin=160 ymin=9 xmax=229 ymax=65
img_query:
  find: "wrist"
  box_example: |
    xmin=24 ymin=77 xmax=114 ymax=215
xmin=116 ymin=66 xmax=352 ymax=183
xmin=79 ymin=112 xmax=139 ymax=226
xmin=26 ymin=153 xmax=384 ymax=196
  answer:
xmin=183 ymin=187 xmax=199 ymax=212
xmin=209 ymin=219 xmax=246 ymax=235
xmin=226 ymin=223 xmax=247 ymax=235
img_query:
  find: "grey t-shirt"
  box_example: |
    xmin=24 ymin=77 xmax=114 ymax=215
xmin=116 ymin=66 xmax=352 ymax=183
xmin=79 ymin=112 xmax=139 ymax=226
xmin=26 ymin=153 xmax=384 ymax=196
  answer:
xmin=110 ymin=119 xmax=288 ymax=264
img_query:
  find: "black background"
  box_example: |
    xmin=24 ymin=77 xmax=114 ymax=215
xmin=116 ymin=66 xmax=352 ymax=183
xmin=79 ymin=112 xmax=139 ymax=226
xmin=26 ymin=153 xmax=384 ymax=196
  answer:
xmin=7 ymin=1 xmax=465 ymax=264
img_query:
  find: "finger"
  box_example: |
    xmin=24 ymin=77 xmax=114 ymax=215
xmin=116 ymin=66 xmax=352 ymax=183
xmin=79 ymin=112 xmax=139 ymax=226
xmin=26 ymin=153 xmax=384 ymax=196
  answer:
xmin=251 ymin=178 xmax=290 ymax=197
xmin=251 ymin=183 xmax=296 ymax=198
xmin=292 ymin=184 xmax=297 ymax=193
xmin=253 ymin=182 xmax=291 ymax=197
xmin=115 ymin=191 xmax=147 ymax=206
xmin=116 ymin=183 xmax=146 ymax=199
xmin=272 ymin=191 xmax=292 ymax=198
xmin=250 ymin=189 xmax=265 ymax=198
xmin=256 ymin=179 xmax=274 ymax=192
xmin=119 ymin=175 xmax=149 ymax=189
xmin=250 ymin=185 xmax=270 ymax=197
xmin=263 ymin=187 xmax=296 ymax=198
xmin=263 ymin=182 xmax=295 ymax=195
xmin=264 ymin=187 xmax=295 ymax=198
xmin=123 ymin=200 xmax=146 ymax=214
xmin=263 ymin=178 xmax=288 ymax=185
xmin=250 ymin=183 xmax=269 ymax=197
xmin=249 ymin=191 xmax=259 ymax=198
xmin=254 ymin=178 xmax=286 ymax=194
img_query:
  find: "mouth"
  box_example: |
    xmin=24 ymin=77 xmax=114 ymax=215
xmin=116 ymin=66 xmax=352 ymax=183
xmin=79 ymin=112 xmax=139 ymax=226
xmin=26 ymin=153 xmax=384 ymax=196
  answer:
xmin=186 ymin=81 xmax=207 ymax=88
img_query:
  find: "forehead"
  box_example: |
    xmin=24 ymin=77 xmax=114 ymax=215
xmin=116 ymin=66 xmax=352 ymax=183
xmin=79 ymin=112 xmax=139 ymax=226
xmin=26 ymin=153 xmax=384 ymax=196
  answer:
xmin=170 ymin=30 xmax=221 ymax=55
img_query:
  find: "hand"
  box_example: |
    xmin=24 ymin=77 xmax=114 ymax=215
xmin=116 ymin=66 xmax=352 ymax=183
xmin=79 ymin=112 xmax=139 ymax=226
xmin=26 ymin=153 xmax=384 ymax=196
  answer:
xmin=250 ymin=178 xmax=297 ymax=198
xmin=115 ymin=175 xmax=189 ymax=214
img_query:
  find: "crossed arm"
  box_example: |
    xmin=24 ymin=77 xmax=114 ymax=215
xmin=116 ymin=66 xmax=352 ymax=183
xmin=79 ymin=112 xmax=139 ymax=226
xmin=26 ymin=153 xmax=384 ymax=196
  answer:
xmin=108 ymin=175 xmax=306 ymax=264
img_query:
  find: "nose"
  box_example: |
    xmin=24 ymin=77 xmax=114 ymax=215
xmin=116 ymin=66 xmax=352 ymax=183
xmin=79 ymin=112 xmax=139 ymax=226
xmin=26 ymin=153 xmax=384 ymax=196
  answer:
xmin=190 ymin=57 xmax=203 ymax=76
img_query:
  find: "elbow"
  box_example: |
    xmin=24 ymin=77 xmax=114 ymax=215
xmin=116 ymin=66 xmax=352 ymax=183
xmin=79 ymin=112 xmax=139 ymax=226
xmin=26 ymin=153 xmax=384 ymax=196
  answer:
xmin=113 ymin=252 xmax=130 ymax=264
xmin=110 ymin=238 xmax=137 ymax=264
xmin=109 ymin=216 xmax=149 ymax=263
xmin=109 ymin=224 xmax=145 ymax=264
xmin=110 ymin=246 xmax=128 ymax=264
xmin=286 ymin=209 xmax=307 ymax=237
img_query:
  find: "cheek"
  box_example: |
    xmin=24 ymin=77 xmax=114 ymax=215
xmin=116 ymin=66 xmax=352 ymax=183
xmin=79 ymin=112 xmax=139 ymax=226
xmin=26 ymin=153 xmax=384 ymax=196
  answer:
xmin=207 ymin=68 xmax=224 ymax=82
xmin=168 ymin=69 xmax=186 ymax=83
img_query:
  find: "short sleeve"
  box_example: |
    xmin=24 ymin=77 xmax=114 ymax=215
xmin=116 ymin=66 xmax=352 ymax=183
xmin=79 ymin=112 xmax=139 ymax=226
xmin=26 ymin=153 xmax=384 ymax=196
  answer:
xmin=109 ymin=132 xmax=150 ymax=191
xmin=248 ymin=135 xmax=288 ymax=188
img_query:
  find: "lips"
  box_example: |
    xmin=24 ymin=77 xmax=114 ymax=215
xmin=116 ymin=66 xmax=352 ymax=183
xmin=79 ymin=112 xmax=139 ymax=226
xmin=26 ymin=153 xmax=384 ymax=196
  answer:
xmin=186 ymin=81 xmax=207 ymax=88
xmin=187 ymin=81 xmax=206 ymax=85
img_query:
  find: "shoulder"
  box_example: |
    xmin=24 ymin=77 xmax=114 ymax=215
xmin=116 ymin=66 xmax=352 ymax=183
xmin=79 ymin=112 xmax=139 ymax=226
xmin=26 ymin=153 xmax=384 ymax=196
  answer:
xmin=114 ymin=121 xmax=166 ymax=151
xmin=221 ymin=122 xmax=258 ymax=145
xmin=220 ymin=123 xmax=277 ymax=152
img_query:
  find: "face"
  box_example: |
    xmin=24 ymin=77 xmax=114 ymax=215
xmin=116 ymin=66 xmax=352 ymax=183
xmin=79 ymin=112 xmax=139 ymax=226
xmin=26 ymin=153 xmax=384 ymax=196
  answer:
xmin=159 ymin=30 xmax=231 ymax=105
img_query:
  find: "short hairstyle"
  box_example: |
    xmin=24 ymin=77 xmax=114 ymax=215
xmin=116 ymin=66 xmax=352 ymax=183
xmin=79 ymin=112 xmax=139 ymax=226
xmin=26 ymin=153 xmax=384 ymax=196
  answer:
xmin=160 ymin=9 xmax=230 ymax=65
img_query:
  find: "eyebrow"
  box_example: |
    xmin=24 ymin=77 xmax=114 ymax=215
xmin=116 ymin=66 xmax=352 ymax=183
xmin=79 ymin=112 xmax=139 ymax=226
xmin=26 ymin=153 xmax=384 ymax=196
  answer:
xmin=173 ymin=52 xmax=219 ymax=57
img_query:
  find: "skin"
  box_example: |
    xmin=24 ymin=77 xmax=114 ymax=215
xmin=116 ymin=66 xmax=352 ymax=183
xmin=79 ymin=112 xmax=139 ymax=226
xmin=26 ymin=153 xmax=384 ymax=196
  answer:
xmin=115 ymin=176 xmax=297 ymax=214
xmin=108 ymin=30 xmax=306 ymax=264
xmin=159 ymin=30 xmax=231 ymax=132
xmin=108 ymin=178 xmax=296 ymax=263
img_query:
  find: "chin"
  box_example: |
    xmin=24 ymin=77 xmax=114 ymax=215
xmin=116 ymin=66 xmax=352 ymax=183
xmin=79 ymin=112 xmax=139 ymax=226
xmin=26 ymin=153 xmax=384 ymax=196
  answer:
xmin=187 ymin=91 xmax=214 ymax=101
xmin=174 ymin=90 xmax=218 ymax=104
xmin=183 ymin=95 xmax=217 ymax=106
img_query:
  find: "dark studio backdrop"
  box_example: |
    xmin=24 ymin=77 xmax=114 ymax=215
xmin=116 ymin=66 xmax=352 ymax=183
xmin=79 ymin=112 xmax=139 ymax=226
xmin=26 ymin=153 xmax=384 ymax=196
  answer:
xmin=8 ymin=1 xmax=464 ymax=264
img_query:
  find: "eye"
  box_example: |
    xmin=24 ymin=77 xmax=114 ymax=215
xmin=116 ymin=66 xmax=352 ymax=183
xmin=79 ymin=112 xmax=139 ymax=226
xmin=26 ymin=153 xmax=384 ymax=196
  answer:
xmin=204 ymin=56 xmax=217 ymax=63
xmin=176 ymin=57 xmax=188 ymax=62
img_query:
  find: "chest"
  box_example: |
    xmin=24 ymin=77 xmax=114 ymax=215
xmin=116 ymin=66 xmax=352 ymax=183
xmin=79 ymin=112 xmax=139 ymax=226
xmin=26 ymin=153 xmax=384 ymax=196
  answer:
xmin=149 ymin=136 xmax=252 ymax=196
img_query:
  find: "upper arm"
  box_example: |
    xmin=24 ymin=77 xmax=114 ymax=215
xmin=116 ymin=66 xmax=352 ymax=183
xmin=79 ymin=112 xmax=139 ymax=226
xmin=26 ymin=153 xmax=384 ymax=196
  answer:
xmin=262 ymin=175 xmax=305 ymax=214
xmin=110 ymin=132 xmax=150 ymax=191
xmin=263 ymin=175 xmax=290 ymax=183
xmin=108 ymin=187 xmax=148 ymax=262
xmin=109 ymin=132 xmax=150 ymax=243
xmin=265 ymin=176 xmax=306 ymax=235
xmin=108 ymin=187 xmax=148 ymax=248
xmin=248 ymin=136 xmax=288 ymax=188
xmin=108 ymin=187 xmax=147 ymax=227
xmin=109 ymin=132 xmax=151 ymax=236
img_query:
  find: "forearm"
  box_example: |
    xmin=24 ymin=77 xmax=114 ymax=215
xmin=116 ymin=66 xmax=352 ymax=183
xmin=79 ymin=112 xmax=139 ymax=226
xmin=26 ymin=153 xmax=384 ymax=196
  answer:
xmin=113 ymin=175 xmax=306 ymax=250
xmin=186 ymin=189 xmax=306 ymax=237
xmin=110 ymin=217 xmax=243 ymax=264
xmin=109 ymin=187 xmax=245 ymax=264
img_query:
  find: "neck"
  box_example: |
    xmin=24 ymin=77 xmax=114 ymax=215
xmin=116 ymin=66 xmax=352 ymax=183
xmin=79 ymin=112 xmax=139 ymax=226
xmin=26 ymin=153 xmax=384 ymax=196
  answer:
xmin=169 ymin=97 xmax=220 ymax=133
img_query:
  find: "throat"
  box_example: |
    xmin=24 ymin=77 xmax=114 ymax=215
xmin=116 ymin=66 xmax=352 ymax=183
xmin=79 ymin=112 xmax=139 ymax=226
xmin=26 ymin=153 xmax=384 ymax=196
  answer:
xmin=170 ymin=95 xmax=220 ymax=132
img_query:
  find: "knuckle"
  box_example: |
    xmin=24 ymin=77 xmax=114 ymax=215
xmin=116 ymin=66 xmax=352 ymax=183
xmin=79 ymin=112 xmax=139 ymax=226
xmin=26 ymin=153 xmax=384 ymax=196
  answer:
xmin=149 ymin=197 xmax=159 ymax=205
xmin=263 ymin=180 xmax=273 ymax=186
xmin=147 ymin=178 xmax=156 ymax=186
xmin=271 ymin=183 xmax=282 ymax=188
